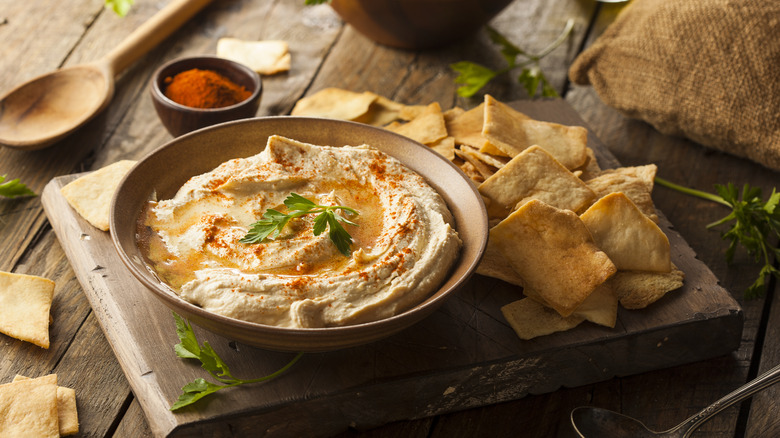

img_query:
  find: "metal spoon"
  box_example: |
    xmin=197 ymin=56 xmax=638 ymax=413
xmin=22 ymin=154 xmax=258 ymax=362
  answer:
xmin=571 ymin=362 xmax=780 ymax=437
xmin=0 ymin=0 xmax=212 ymax=150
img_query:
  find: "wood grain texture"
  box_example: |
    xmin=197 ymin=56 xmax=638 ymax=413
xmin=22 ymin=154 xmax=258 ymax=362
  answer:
xmin=41 ymin=100 xmax=742 ymax=437
xmin=746 ymin=288 xmax=780 ymax=437
xmin=2 ymin=0 xmax=778 ymax=437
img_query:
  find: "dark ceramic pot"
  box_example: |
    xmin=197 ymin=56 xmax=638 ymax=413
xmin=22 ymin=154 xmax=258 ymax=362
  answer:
xmin=330 ymin=0 xmax=515 ymax=50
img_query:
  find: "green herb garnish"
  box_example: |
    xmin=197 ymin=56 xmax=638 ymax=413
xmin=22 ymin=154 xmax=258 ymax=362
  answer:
xmin=105 ymin=0 xmax=134 ymax=17
xmin=655 ymin=177 xmax=780 ymax=299
xmin=240 ymin=193 xmax=359 ymax=256
xmin=170 ymin=313 xmax=303 ymax=411
xmin=0 ymin=175 xmax=36 ymax=199
xmin=451 ymin=19 xmax=575 ymax=98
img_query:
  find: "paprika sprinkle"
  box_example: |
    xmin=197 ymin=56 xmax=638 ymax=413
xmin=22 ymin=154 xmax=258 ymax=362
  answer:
xmin=163 ymin=68 xmax=251 ymax=109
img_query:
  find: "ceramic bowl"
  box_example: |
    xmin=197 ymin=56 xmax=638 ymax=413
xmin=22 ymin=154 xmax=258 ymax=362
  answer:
xmin=110 ymin=117 xmax=488 ymax=352
xmin=329 ymin=0 xmax=514 ymax=50
xmin=150 ymin=56 xmax=262 ymax=137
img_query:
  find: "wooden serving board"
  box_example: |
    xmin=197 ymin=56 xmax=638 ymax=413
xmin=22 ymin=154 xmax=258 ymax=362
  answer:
xmin=42 ymin=100 xmax=743 ymax=437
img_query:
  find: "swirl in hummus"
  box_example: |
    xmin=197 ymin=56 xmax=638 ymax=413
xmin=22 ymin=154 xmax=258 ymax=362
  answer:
xmin=140 ymin=135 xmax=462 ymax=328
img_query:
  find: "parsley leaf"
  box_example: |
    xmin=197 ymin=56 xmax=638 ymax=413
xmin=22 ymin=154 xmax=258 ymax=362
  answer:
xmin=0 ymin=175 xmax=36 ymax=199
xmin=241 ymin=193 xmax=359 ymax=256
xmin=105 ymin=0 xmax=134 ymax=17
xmin=451 ymin=61 xmax=501 ymax=98
xmin=452 ymin=19 xmax=575 ymax=98
xmin=170 ymin=313 xmax=303 ymax=411
xmin=655 ymin=177 xmax=780 ymax=298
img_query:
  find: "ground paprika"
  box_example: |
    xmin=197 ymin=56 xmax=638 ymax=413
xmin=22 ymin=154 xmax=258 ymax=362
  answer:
xmin=163 ymin=68 xmax=251 ymax=109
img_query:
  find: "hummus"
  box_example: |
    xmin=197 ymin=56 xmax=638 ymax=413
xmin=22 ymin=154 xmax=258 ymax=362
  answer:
xmin=141 ymin=135 xmax=461 ymax=328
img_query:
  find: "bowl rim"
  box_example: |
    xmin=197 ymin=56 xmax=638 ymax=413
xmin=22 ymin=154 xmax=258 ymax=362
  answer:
xmin=110 ymin=116 xmax=488 ymax=350
xmin=150 ymin=55 xmax=262 ymax=113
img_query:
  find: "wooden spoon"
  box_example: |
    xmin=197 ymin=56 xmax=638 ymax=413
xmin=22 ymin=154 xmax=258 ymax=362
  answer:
xmin=0 ymin=0 xmax=213 ymax=150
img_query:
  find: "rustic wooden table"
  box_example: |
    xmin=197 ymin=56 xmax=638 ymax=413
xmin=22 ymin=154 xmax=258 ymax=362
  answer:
xmin=1 ymin=1 xmax=778 ymax=437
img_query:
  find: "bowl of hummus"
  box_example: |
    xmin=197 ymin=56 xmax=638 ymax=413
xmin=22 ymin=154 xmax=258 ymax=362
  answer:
xmin=110 ymin=117 xmax=487 ymax=352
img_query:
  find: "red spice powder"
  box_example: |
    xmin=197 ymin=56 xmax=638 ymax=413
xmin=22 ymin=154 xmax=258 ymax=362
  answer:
xmin=164 ymin=68 xmax=251 ymax=109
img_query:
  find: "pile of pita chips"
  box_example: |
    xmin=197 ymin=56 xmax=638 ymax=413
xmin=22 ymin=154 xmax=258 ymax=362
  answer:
xmin=444 ymin=97 xmax=683 ymax=339
xmin=478 ymin=145 xmax=597 ymax=220
xmin=0 ymin=374 xmax=79 ymax=437
xmin=216 ymin=38 xmax=291 ymax=75
xmin=0 ymin=271 xmax=55 ymax=348
xmin=61 ymin=160 xmax=136 ymax=232
xmin=453 ymin=98 xmax=682 ymax=340
xmin=289 ymin=90 xmax=684 ymax=340
xmin=290 ymin=88 xmax=461 ymax=160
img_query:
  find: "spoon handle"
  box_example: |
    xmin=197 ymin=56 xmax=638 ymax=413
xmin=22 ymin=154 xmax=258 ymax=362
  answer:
xmin=102 ymin=0 xmax=213 ymax=75
xmin=677 ymin=362 xmax=780 ymax=437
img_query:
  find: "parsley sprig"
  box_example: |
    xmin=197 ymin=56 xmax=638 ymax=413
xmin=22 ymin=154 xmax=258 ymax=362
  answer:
xmin=655 ymin=177 xmax=780 ymax=299
xmin=0 ymin=175 xmax=36 ymax=199
xmin=240 ymin=193 xmax=359 ymax=256
xmin=451 ymin=19 xmax=575 ymax=98
xmin=170 ymin=313 xmax=303 ymax=411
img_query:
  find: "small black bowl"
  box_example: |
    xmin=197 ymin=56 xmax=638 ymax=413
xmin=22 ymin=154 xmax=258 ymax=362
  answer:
xmin=150 ymin=56 xmax=262 ymax=137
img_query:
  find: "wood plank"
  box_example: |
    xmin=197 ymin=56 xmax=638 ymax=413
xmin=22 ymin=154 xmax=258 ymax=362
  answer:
xmin=0 ymin=0 xmax=100 ymax=91
xmin=115 ymin=399 xmax=155 ymax=438
xmin=0 ymin=228 xmax=133 ymax=436
xmin=53 ymin=312 xmax=134 ymax=436
xmin=0 ymin=230 xmax=90 ymax=379
xmin=746 ymin=286 xmax=780 ymax=437
xmin=41 ymin=100 xmax=742 ymax=437
xmin=308 ymin=0 xmax=595 ymax=107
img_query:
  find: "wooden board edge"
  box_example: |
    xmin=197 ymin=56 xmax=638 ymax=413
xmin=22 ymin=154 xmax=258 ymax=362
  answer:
xmin=164 ymin=309 xmax=743 ymax=437
xmin=41 ymin=178 xmax=181 ymax=437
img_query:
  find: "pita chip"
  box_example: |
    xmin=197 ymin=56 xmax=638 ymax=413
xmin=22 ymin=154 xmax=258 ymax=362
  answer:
xmin=580 ymin=192 xmax=671 ymax=272
xmin=482 ymin=94 xmax=588 ymax=169
xmin=501 ymin=298 xmax=585 ymax=340
xmin=61 ymin=160 xmax=136 ymax=231
xmin=573 ymin=147 xmax=603 ymax=181
xmin=291 ymin=88 xmax=377 ymax=121
xmin=0 ymin=374 xmax=59 ymax=438
xmin=14 ymin=375 xmax=79 ymax=436
xmin=459 ymin=161 xmax=485 ymax=184
xmin=354 ymin=94 xmax=405 ymax=126
xmin=611 ymin=264 xmax=685 ymax=309
xmin=489 ymin=199 xmax=617 ymax=317
xmin=570 ymin=282 xmax=618 ymax=328
xmin=384 ymin=102 xmax=448 ymax=145
xmin=216 ymin=38 xmax=291 ymax=75
xmin=397 ymin=104 xmax=429 ymax=121
xmin=459 ymin=145 xmax=510 ymax=169
xmin=455 ymin=147 xmax=497 ymax=181
xmin=443 ymin=106 xmax=466 ymax=122
xmin=478 ymin=145 xmax=597 ymax=219
xmin=427 ymin=136 xmax=456 ymax=161
xmin=585 ymin=164 xmax=659 ymax=222
xmin=446 ymin=102 xmax=488 ymax=149
xmin=0 ymin=271 xmax=55 ymax=348
xmin=476 ymin=239 xmax=525 ymax=287
xmin=480 ymin=141 xmax=512 ymax=157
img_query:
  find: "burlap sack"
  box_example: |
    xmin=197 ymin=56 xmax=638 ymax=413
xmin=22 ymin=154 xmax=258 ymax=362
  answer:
xmin=569 ymin=0 xmax=780 ymax=171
